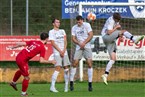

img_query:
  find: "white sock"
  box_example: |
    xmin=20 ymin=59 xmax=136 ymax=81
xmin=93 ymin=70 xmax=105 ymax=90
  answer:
xmin=104 ymin=74 xmax=108 ymax=77
xmin=70 ymin=67 xmax=76 ymax=81
xmin=64 ymin=69 xmax=69 ymax=88
xmin=12 ymin=81 xmax=16 ymax=84
xmin=88 ymin=68 xmax=93 ymax=82
xmin=105 ymin=60 xmax=115 ymax=73
xmin=21 ymin=92 xmax=26 ymax=95
xmin=51 ymin=71 xmax=59 ymax=88
xmin=123 ymin=31 xmax=136 ymax=42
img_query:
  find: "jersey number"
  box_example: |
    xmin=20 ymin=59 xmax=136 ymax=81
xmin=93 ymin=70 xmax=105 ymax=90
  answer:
xmin=26 ymin=45 xmax=36 ymax=52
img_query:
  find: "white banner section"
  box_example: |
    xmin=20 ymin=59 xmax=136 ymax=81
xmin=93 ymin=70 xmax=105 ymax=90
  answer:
xmin=89 ymin=35 xmax=145 ymax=61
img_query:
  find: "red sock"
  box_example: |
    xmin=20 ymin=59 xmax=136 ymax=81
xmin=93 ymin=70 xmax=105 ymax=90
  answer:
xmin=22 ymin=79 xmax=29 ymax=92
xmin=13 ymin=70 xmax=22 ymax=82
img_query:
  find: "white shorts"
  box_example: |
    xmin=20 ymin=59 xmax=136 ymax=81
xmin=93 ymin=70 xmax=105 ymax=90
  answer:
xmin=102 ymin=30 xmax=120 ymax=55
xmin=54 ymin=54 xmax=70 ymax=67
xmin=73 ymin=48 xmax=92 ymax=60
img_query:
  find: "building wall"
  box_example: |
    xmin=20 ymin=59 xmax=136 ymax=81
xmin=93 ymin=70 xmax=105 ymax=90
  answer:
xmin=0 ymin=67 xmax=144 ymax=83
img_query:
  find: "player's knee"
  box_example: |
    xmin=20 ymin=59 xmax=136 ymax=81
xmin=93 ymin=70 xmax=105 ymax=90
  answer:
xmin=24 ymin=76 xmax=30 ymax=80
xmin=71 ymin=65 xmax=76 ymax=68
xmin=55 ymin=66 xmax=61 ymax=71
xmin=73 ymin=60 xmax=79 ymax=67
xmin=86 ymin=59 xmax=92 ymax=66
xmin=121 ymin=30 xmax=126 ymax=34
xmin=88 ymin=65 xmax=92 ymax=68
xmin=87 ymin=62 xmax=92 ymax=68
xmin=119 ymin=32 xmax=123 ymax=36
xmin=110 ymin=60 xmax=115 ymax=64
xmin=64 ymin=68 xmax=69 ymax=73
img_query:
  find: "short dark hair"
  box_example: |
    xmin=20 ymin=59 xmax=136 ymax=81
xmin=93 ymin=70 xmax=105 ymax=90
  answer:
xmin=52 ymin=18 xmax=60 ymax=23
xmin=113 ymin=13 xmax=121 ymax=21
xmin=76 ymin=15 xmax=83 ymax=21
xmin=40 ymin=32 xmax=48 ymax=40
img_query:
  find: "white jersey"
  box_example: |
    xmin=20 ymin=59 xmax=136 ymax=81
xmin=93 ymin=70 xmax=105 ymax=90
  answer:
xmin=49 ymin=29 xmax=67 ymax=55
xmin=101 ymin=16 xmax=119 ymax=36
xmin=71 ymin=22 xmax=92 ymax=50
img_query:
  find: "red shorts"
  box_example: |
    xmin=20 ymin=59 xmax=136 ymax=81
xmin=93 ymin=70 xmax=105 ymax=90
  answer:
xmin=16 ymin=56 xmax=29 ymax=76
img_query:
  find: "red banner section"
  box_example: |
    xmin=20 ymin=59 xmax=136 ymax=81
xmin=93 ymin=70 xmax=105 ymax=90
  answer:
xmin=0 ymin=36 xmax=53 ymax=61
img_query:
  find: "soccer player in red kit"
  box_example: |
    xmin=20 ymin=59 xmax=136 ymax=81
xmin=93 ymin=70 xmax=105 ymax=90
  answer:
xmin=9 ymin=32 xmax=56 ymax=96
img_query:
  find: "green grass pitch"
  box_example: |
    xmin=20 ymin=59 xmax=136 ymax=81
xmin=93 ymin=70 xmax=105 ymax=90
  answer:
xmin=1 ymin=82 xmax=145 ymax=97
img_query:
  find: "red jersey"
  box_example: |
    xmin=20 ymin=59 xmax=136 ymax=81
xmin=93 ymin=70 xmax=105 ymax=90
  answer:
xmin=16 ymin=41 xmax=45 ymax=61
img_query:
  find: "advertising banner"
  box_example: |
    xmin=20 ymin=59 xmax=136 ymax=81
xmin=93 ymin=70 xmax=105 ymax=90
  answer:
xmin=91 ymin=35 xmax=145 ymax=60
xmin=62 ymin=0 xmax=145 ymax=19
xmin=1 ymin=36 xmax=145 ymax=61
xmin=0 ymin=36 xmax=53 ymax=61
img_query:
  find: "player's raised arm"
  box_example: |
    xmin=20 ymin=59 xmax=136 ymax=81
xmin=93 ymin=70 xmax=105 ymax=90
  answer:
xmin=83 ymin=31 xmax=93 ymax=44
xmin=50 ymin=40 xmax=62 ymax=54
xmin=9 ymin=42 xmax=26 ymax=49
xmin=63 ymin=30 xmax=67 ymax=54
xmin=72 ymin=35 xmax=81 ymax=45
xmin=107 ymin=24 xmax=121 ymax=35
xmin=83 ymin=23 xmax=93 ymax=45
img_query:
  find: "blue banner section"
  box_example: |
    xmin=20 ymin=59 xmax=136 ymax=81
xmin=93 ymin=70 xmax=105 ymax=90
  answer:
xmin=62 ymin=0 xmax=145 ymax=19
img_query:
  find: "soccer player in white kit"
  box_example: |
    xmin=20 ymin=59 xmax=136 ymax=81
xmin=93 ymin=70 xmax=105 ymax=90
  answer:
xmin=70 ymin=15 xmax=93 ymax=91
xmin=49 ymin=18 xmax=70 ymax=92
xmin=101 ymin=13 xmax=144 ymax=85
